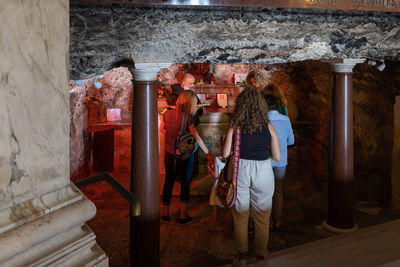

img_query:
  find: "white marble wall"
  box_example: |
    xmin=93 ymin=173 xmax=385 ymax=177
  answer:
xmin=0 ymin=1 xmax=107 ymax=265
xmin=0 ymin=0 xmax=70 ymax=210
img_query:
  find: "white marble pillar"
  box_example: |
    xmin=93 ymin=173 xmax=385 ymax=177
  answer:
xmin=392 ymin=96 xmax=400 ymax=214
xmin=0 ymin=1 xmax=107 ymax=266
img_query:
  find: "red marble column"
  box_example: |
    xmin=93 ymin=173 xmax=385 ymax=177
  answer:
xmin=323 ymin=59 xmax=364 ymax=233
xmin=130 ymin=63 xmax=169 ymax=267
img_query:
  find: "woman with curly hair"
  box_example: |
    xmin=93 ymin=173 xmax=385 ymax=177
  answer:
xmin=222 ymin=86 xmax=281 ymax=266
xmin=246 ymin=69 xmax=288 ymax=115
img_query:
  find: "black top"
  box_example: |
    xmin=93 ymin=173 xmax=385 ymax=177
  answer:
xmin=240 ymin=125 xmax=271 ymax=160
xmin=171 ymin=84 xmax=184 ymax=96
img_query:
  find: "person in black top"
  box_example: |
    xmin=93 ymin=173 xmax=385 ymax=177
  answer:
xmin=170 ymin=73 xmax=195 ymax=95
xmin=246 ymin=70 xmax=289 ymax=115
xmin=171 ymin=73 xmax=203 ymax=126
xmin=222 ymin=86 xmax=281 ymax=266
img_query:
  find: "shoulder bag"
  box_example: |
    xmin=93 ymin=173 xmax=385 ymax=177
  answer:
xmin=175 ymin=113 xmax=198 ymax=160
xmin=217 ymin=127 xmax=241 ymax=208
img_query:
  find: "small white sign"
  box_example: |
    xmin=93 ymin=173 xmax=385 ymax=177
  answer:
xmin=107 ymin=108 xmax=121 ymax=121
xmin=235 ymin=73 xmax=248 ymax=84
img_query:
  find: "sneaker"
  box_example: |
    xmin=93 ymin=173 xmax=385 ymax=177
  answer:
xmin=161 ymin=215 xmax=169 ymax=224
xmin=177 ymin=214 xmax=193 ymax=225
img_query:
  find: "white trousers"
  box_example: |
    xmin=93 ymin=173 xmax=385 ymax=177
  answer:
xmin=232 ymin=159 xmax=274 ymax=257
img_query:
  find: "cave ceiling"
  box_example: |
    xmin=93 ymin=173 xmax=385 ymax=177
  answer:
xmin=70 ymin=0 xmax=400 ymax=79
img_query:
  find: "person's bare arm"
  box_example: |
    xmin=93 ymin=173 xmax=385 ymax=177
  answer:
xmin=222 ymin=127 xmax=234 ymax=159
xmin=213 ymin=157 xmax=219 ymax=178
xmin=268 ymin=123 xmax=281 ymax=162
xmin=159 ymin=115 xmax=166 ymax=133
xmin=189 ymin=125 xmax=213 ymax=161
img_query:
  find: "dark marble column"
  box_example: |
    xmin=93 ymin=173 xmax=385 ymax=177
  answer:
xmin=392 ymin=96 xmax=400 ymax=215
xmin=321 ymin=59 xmax=364 ymax=234
xmin=130 ymin=63 xmax=170 ymax=267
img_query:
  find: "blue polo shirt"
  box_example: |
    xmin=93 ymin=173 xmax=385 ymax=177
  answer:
xmin=268 ymin=110 xmax=295 ymax=167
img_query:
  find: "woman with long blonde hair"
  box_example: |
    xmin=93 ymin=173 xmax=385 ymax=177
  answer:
xmin=246 ymin=69 xmax=288 ymax=115
xmin=264 ymin=84 xmax=288 ymax=115
xmin=161 ymin=90 xmax=212 ymax=225
xmin=223 ymin=86 xmax=281 ymax=266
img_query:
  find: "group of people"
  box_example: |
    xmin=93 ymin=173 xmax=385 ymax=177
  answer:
xmin=159 ymin=70 xmax=295 ymax=266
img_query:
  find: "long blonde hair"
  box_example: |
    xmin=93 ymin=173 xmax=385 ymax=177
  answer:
xmin=246 ymin=69 xmax=287 ymax=107
xmin=264 ymin=84 xmax=287 ymax=106
xmin=176 ymin=90 xmax=198 ymax=121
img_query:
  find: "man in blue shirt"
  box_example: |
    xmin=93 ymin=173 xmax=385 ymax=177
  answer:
xmin=264 ymin=94 xmax=295 ymax=229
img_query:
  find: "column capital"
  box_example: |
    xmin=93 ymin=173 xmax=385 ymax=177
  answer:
xmin=324 ymin=59 xmax=365 ymax=73
xmin=132 ymin=63 xmax=171 ymax=81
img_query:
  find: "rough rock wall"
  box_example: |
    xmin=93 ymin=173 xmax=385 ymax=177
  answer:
xmin=283 ymin=60 xmax=400 ymax=203
xmin=69 ymin=61 xmax=400 ymax=203
xmin=85 ymin=67 xmax=133 ymax=123
xmin=392 ymin=96 xmax=400 ymax=213
xmin=70 ymin=81 xmax=88 ymax=179
xmin=74 ymin=67 xmax=133 ymax=123
xmin=69 ymin=67 xmax=132 ymax=179
xmin=70 ymin=3 xmax=400 ymax=79
xmin=353 ymin=61 xmax=400 ymax=203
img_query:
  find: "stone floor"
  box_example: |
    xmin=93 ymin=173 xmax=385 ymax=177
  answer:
xmin=76 ymin=127 xmax=398 ymax=267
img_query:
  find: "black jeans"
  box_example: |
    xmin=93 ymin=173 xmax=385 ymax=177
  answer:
xmin=162 ymin=152 xmax=194 ymax=205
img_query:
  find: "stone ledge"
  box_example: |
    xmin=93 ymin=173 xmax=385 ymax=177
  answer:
xmin=1 ymin=224 xmax=107 ymax=267
xmin=0 ymin=186 xmax=97 ymax=263
xmin=0 ymin=184 xmax=83 ymax=234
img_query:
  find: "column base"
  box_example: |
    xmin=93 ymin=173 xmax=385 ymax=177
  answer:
xmin=315 ymin=220 xmax=358 ymax=237
xmin=0 ymin=184 xmax=108 ymax=266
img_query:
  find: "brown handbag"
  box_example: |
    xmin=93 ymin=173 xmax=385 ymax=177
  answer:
xmin=217 ymin=127 xmax=241 ymax=208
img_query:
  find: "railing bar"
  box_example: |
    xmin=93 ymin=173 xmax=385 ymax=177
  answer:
xmin=73 ymin=172 xmax=141 ymax=216
xmin=103 ymin=173 xmax=138 ymax=204
xmin=74 ymin=173 xmax=105 ymax=187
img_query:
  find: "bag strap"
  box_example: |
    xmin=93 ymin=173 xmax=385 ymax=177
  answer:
xmin=180 ymin=113 xmax=189 ymax=133
xmin=230 ymin=126 xmax=241 ymax=207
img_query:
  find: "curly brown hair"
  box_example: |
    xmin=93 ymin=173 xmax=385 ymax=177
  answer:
xmin=230 ymin=86 xmax=269 ymax=133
